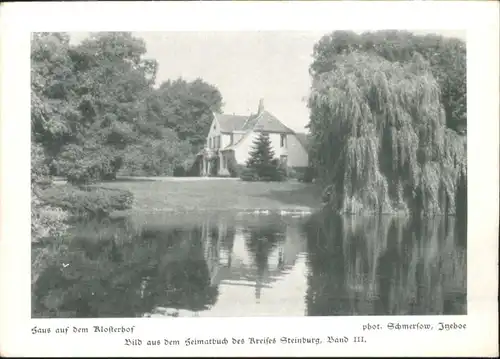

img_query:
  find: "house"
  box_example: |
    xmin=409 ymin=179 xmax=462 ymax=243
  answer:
xmin=197 ymin=99 xmax=309 ymax=176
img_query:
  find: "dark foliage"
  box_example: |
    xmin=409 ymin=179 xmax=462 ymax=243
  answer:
xmin=40 ymin=185 xmax=134 ymax=219
xmin=308 ymin=46 xmax=466 ymax=215
xmin=226 ymin=152 xmax=245 ymax=178
xmin=241 ymin=133 xmax=286 ymax=182
xmin=310 ymin=30 xmax=466 ymax=132
xmin=31 ymin=32 xmax=224 ymax=183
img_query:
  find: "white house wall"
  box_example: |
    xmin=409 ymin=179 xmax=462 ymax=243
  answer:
xmin=206 ymin=118 xmax=220 ymax=147
xmin=233 ymin=133 xmax=244 ymax=144
xmin=286 ymin=134 xmax=309 ymax=167
xmin=234 ymin=132 xmax=259 ymax=164
xmin=207 ymin=118 xmax=234 ymax=150
xmin=268 ymin=133 xmax=287 ymax=158
xmin=221 ymin=134 xmax=230 ymax=149
xmin=234 ymin=132 xmax=308 ymax=167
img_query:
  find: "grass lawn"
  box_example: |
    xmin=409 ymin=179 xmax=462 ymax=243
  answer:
xmin=99 ymin=178 xmax=323 ymax=213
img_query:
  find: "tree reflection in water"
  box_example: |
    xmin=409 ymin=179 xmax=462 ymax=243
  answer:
xmin=304 ymin=210 xmax=467 ymax=316
xmin=32 ymin=210 xmax=466 ymax=318
xmin=242 ymin=224 xmax=285 ymax=302
xmin=32 ymin=218 xmax=219 ymax=318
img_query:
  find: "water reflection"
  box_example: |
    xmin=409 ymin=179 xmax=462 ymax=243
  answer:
xmin=304 ymin=212 xmax=467 ymax=316
xmin=32 ymin=211 xmax=466 ymax=318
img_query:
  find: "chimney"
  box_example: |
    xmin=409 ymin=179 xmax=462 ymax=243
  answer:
xmin=257 ymin=98 xmax=264 ymax=115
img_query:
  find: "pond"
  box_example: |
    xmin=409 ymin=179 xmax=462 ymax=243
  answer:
xmin=32 ymin=210 xmax=466 ymax=318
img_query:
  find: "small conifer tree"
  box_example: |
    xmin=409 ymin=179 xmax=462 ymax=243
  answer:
xmin=244 ymin=132 xmax=284 ymax=181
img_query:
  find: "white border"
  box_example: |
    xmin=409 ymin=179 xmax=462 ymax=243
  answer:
xmin=1 ymin=1 xmax=498 ymax=357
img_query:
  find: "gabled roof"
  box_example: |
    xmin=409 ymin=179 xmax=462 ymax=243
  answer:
xmin=222 ymin=132 xmax=249 ymax=151
xmin=242 ymin=113 xmax=260 ymax=131
xmin=252 ymin=111 xmax=294 ymax=134
xmin=214 ymin=113 xmax=248 ymax=133
xmin=214 ymin=99 xmax=297 ymax=153
xmin=215 ymin=110 xmax=294 ymax=135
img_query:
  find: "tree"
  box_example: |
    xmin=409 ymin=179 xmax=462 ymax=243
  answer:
xmin=310 ymin=30 xmax=466 ymax=132
xmin=243 ymin=133 xmax=285 ymax=182
xmin=152 ymin=78 xmax=224 ymax=150
xmin=54 ymin=32 xmax=159 ymax=182
xmin=31 ymin=32 xmax=160 ymax=183
xmin=31 ymin=33 xmax=79 ymax=159
xmin=31 ymin=32 xmax=226 ymax=183
xmin=308 ymin=52 xmax=466 ymax=216
xmin=121 ymin=128 xmax=195 ymax=176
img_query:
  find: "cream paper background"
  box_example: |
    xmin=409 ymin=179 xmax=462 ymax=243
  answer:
xmin=0 ymin=1 xmax=498 ymax=357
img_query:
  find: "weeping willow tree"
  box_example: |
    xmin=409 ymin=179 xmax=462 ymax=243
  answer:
xmin=308 ymin=52 xmax=466 ymax=216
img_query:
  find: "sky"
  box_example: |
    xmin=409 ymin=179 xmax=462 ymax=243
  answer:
xmin=69 ymin=30 xmax=466 ymax=133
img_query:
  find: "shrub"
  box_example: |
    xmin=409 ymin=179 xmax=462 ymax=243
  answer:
xmin=32 ymin=144 xmax=69 ymax=243
xmin=286 ymin=166 xmax=309 ymax=181
xmin=301 ymin=167 xmax=316 ymax=183
xmin=240 ymin=168 xmax=259 ymax=182
xmin=40 ymin=185 xmax=134 ymax=219
xmin=32 ymin=185 xmax=69 ymax=242
xmin=286 ymin=167 xmax=298 ymax=180
xmin=228 ymin=161 xmax=245 ymax=178
xmin=286 ymin=166 xmax=315 ymax=183
xmin=54 ymin=143 xmax=122 ymax=185
xmin=117 ymin=133 xmax=196 ymax=177
xmin=185 ymin=156 xmax=203 ymax=177
xmin=259 ymin=159 xmax=287 ymax=182
xmin=226 ymin=153 xmax=245 ymax=178
xmin=32 ymin=144 xmax=71 ymax=286
xmin=275 ymin=167 xmax=287 ymax=182
xmin=32 ymin=143 xmax=50 ymax=183
xmin=173 ymin=166 xmax=186 ymax=177
xmin=235 ymin=164 xmax=246 ymax=177
xmin=240 ymin=165 xmax=286 ymax=182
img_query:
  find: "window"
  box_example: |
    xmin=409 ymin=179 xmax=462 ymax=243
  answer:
xmin=280 ymin=134 xmax=287 ymax=148
xmin=229 ymin=134 xmax=234 ymax=145
xmin=223 ymin=156 xmax=227 ymax=169
xmin=209 ymin=137 xmax=212 ymax=149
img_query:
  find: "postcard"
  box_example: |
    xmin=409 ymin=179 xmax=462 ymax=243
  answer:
xmin=0 ymin=1 xmax=498 ymax=357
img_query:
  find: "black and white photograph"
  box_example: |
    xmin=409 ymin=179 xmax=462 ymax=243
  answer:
xmin=30 ymin=30 xmax=467 ymax=318
xmin=1 ymin=1 xmax=498 ymax=357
